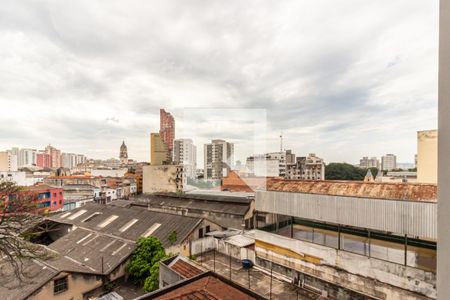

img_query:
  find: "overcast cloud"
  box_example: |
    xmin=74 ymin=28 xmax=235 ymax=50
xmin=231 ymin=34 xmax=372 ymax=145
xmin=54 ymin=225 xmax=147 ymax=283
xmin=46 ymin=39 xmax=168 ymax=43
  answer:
xmin=0 ymin=0 xmax=438 ymax=164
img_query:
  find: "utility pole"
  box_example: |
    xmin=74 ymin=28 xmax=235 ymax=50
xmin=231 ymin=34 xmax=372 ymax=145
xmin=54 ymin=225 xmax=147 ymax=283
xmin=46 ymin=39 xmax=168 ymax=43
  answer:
xmin=280 ymin=132 xmax=283 ymax=152
xmin=229 ymin=253 xmax=232 ymax=280
xmin=269 ymin=260 xmax=273 ymax=300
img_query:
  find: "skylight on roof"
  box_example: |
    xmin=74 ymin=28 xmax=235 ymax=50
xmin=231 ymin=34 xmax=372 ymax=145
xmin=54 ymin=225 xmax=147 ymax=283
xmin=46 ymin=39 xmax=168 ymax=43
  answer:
xmin=59 ymin=212 xmax=71 ymax=219
xmin=142 ymin=223 xmax=161 ymax=237
xmin=112 ymin=243 xmax=127 ymax=256
xmin=67 ymin=209 xmax=87 ymax=220
xmin=97 ymin=215 xmax=119 ymax=228
xmin=76 ymin=233 xmax=93 ymax=244
xmin=119 ymin=219 xmax=139 ymax=232
xmin=82 ymin=212 xmax=101 ymax=222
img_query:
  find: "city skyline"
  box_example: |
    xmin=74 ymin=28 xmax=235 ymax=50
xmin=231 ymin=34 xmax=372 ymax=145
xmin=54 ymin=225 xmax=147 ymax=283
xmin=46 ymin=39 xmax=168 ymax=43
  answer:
xmin=0 ymin=1 xmax=437 ymax=164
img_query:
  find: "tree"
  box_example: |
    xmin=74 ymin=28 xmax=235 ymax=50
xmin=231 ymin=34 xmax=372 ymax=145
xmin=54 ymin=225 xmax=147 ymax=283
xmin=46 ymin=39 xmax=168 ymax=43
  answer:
xmin=127 ymin=236 xmax=167 ymax=292
xmin=168 ymin=230 xmax=177 ymax=245
xmin=325 ymin=163 xmax=366 ymax=180
xmin=0 ymin=181 xmax=44 ymax=281
xmin=143 ymin=262 xmax=161 ymax=292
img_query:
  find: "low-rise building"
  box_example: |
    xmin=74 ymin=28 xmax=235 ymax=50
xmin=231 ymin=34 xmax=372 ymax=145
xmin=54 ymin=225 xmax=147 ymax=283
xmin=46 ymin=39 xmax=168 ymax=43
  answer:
xmin=137 ymin=268 xmax=265 ymax=300
xmin=133 ymin=192 xmax=255 ymax=229
xmin=254 ymin=179 xmax=437 ymax=299
xmin=21 ymin=185 xmax=64 ymax=213
xmin=8 ymin=203 xmax=223 ymax=300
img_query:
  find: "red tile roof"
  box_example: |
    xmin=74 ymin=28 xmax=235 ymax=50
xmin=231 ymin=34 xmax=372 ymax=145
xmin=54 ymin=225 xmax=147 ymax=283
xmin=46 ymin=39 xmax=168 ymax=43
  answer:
xmin=154 ymin=276 xmax=258 ymax=300
xmin=267 ymin=179 xmax=437 ymax=201
xmin=171 ymin=259 xmax=203 ymax=279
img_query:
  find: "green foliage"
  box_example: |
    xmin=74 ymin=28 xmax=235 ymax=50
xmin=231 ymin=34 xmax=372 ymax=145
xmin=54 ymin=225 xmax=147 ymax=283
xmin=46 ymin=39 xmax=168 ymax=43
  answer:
xmin=368 ymin=167 xmax=379 ymax=177
xmin=143 ymin=262 xmax=160 ymax=292
xmin=186 ymin=177 xmax=220 ymax=189
xmin=188 ymin=255 xmax=197 ymax=261
xmin=325 ymin=163 xmax=366 ymax=180
xmin=168 ymin=230 xmax=177 ymax=245
xmin=127 ymin=237 xmax=166 ymax=285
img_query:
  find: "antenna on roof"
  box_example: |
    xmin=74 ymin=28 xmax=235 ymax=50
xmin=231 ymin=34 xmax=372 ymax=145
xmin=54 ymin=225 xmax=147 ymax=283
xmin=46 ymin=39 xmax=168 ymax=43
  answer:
xmin=280 ymin=132 xmax=283 ymax=153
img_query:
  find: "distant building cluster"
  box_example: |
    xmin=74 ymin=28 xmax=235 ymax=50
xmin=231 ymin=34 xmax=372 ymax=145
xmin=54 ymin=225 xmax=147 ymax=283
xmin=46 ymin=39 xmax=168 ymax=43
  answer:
xmin=244 ymin=151 xmax=325 ymax=181
xmin=0 ymin=145 xmax=86 ymax=171
xmin=359 ymin=153 xmax=398 ymax=171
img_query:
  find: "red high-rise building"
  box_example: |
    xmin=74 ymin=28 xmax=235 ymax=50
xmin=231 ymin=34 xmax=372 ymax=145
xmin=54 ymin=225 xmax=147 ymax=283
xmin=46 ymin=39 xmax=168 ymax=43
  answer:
xmin=36 ymin=151 xmax=51 ymax=168
xmin=160 ymin=108 xmax=175 ymax=156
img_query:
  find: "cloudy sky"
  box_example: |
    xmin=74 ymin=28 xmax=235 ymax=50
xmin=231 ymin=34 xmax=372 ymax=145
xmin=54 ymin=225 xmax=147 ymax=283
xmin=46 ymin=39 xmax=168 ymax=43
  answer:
xmin=0 ymin=1 xmax=438 ymax=164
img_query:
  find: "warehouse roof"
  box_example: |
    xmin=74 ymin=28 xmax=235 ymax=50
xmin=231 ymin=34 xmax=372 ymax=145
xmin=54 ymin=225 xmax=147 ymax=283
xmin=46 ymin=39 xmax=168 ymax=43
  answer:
xmin=46 ymin=203 xmax=202 ymax=248
xmin=3 ymin=203 xmax=208 ymax=300
xmin=133 ymin=193 xmax=252 ymax=216
xmin=267 ymin=179 xmax=437 ymax=201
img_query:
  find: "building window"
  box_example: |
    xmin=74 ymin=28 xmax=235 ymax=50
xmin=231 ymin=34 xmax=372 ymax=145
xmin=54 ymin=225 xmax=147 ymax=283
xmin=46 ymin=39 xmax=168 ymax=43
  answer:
xmin=59 ymin=200 xmax=62 ymax=205
xmin=206 ymin=225 xmax=210 ymax=233
xmin=53 ymin=193 xmax=57 ymax=198
xmin=198 ymin=228 xmax=204 ymax=238
xmin=53 ymin=201 xmax=56 ymax=206
xmin=54 ymin=277 xmax=68 ymax=294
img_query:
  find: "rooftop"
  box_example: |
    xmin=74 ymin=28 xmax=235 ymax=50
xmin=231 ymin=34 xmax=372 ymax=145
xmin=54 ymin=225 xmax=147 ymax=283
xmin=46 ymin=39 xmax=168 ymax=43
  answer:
xmin=168 ymin=257 xmax=204 ymax=279
xmin=46 ymin=203 xmax=202 ymax=248
xmin=267 ymin=179 xmax=437 ymax=201
xmin=133 ymin=193 xmax=253 ymax=216
xmin=24 ymin=184 xmax=62 ymax=191
xmin=136 ymin=271 xmax=266 ymax=300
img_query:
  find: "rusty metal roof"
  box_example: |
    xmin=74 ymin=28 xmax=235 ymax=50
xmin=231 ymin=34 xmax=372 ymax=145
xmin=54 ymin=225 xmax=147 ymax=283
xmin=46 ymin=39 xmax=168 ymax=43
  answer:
xmin=170 ymin=259 xmax=203 ymax=279
xmin=267 ymin=179 xmax=437 ymax=201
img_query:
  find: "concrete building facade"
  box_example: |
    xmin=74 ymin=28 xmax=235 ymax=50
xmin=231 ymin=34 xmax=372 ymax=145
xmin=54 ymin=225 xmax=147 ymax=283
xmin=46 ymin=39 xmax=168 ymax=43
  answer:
xmin=438 ymin=1 xmax=450 ymax=297
xmin=381 ymin=154 xmax=397 ymax=171
xmin=417 ymin=130 xmax=437 ymax=184
xmin=359 ymin=156 xmax=380 ymax=169
xmin=204 ymin=140 xmax=234 ymax=180
xmin=286 ymin=153 xmax=325 ymax=180
xmin=45 ymin=145 xmax=61 ymax=169
xmin=173 ymin=139 xmax=197 ymax=178
xmin=246 ymin=155 xmax=280 ymax=177
xmin=160 ymin=108 xmax=175 ymax=156
xmin=255 ymin=179 xmax=437 ymax=299
xmin=0 ymin=151 xmax=18 ymax=171
xmin=143 ymin=165 xmax=184 ymax=194
xmin=150 ymin=133 xmax=170 ymax=165
xmin=18 ymin=148 xmax=37 ymax=168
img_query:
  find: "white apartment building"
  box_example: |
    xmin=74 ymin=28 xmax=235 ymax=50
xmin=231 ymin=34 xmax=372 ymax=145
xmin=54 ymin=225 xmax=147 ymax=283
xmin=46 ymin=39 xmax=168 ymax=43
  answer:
xmin=359 ymin=156 xmax=380 ymax=169
xmin=173 ymin=139 xmax=197 ymax=178
xmin=204 ymin=139 xmax=234 ymax=180
xmin=246 ymin=155 xmax=280 ymax=177
xmin=61 ymin=153 xmax=87 ymax=169
xmin=381 ymin=154 xmax=397 ymax=171
xmin=18 ymin=148 xmax=37 ymax=167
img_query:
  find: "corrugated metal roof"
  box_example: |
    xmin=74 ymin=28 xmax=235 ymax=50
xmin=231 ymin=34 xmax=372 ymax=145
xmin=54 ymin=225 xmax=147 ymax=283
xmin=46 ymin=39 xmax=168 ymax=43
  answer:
xmin=169 ymin=258 xmax=203 ymax=279
xmin=256 ymin=191 xmax=437 ymax=239
xmin=267 ymin=179 xmax=437 ymax=201
xmin=133 ymin=193 xmax=252 ymax=216
xmin=47 ymin=203 xmax=202 ymax=248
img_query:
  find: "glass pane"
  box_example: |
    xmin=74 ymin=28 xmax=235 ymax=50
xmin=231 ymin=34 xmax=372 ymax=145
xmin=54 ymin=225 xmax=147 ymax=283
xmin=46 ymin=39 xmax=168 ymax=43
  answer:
xmin=341 ymin=233 xmax=369 ymax=256
xmin=369 ymin=238 xmax=404 ymax=265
